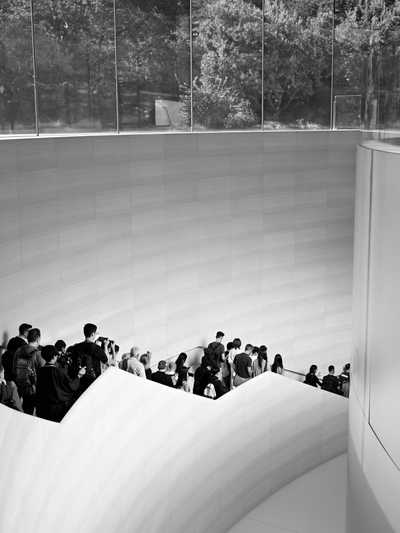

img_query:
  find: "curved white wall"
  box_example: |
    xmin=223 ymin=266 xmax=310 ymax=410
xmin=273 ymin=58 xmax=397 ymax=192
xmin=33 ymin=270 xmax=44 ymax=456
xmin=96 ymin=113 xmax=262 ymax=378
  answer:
xmin=0 ymin=369 xmax=348 ymax=533
xmin=0 ymin=131 xmax=357 ymax=372
xmin=229 ymin=454 xmax=347 ymax=533
xmin=349 ymin=141 xmax=400 ymax=533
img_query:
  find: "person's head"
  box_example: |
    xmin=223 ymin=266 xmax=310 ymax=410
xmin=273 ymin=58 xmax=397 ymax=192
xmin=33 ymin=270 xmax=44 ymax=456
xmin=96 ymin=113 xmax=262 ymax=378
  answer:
xmin=130 ymin=346 xmax=140 ymax=359
xmin=41 ymin=345 xmax=57 ymax=364
xmin=27 ymin=328 xmax=41 ymax=347
xmin=328 ymin=365 xmax=335 ymax=374
xmin=344 ymin=363 xmax=350 ymax=372
xmin=140 ymin=354 xmax=149 ymax=368
xmin=245 ymin=343 xmax=253 ymax=354
xmin=259 ymin=345 xmax=268 ymax=361
xmin=167 ymin=361 xmax=176 ymax=374
xmin=216 ymin=331 xmax=224 ymax=342
xmin=233 ymin=338 xmax=241 ymax=350
xmin=19 ymin=323 xmax=32 ymax=339
xmin=273 ymin=354 xmax=283 ymax=368
xmin=226 ymin=341 xmax=234 ymax=352
xmin=158 ymin=360 xmax=167 ymax=372
xmin=175 ymin=352 xmax=187 ymax=371
xmin=252 ymin=346 xmax=259 ymax=355
xmin=309 ymin=364 xmax=318 ymax=375
xmin=83 ymin=323 xmax=97 ymax=342
xmin=115 ymin=345 xmax=120 ymax=355
xmin=55 ymin=340 xmax=66 ymax=355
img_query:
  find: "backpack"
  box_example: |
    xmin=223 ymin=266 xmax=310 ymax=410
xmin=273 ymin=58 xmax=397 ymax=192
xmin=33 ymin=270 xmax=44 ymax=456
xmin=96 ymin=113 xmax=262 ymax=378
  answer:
xmin=1 ymin=350 xmax=15 ymax=381
xmin=70 ymin=344 xmax=96 ymax=380
xmin=14 ymin=356 xmax=36 ymax=395
xmin=0 ymin=382 xmax=14 ymax=408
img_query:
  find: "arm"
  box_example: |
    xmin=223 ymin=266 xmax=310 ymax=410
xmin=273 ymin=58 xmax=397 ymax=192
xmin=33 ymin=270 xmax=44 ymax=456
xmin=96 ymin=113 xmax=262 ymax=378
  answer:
xmin=9 ymin=382 xmax=23 ymax=412
xmin=94 ymin=344 xmax=109 ymax=365
xmin=57 ymin=367 xmax=84 ymax=394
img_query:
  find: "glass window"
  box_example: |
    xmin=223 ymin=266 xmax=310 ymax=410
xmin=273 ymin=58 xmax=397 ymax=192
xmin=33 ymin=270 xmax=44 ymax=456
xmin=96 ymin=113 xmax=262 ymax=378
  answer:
xmin=333 ymin=2 xmax=367 ymax=130
xmin=33 ymin=0 xmax=117 ymax=133
xmin=263 ymin=0 xmax=333 ymax=130
xmin=333 ymin=0 xmax=400 ymax=133
xmin=0 ymin=1 xmax=36 ymax=134
xmin=191 ymin=0 xmax=262 ymax=130
xmin=116 ymin=0 xmax=190 ymax=131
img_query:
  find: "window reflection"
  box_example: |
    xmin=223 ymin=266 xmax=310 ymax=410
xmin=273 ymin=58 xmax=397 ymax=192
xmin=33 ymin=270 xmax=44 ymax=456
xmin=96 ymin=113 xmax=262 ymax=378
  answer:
xmin=191 ymin=0 xmax=262 ymax=130
xmin=116 ymin=0 xmax=190 ymax=131
xmin=33 ymin=0 xmax=117 ymax=133
xmin=0 ymin=1 xmax=36 ymax=134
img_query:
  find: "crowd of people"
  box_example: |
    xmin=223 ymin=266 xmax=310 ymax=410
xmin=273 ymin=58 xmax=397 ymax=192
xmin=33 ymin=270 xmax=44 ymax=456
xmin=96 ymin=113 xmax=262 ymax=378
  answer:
xmin=0 ymin=323 xmax=351 ymax=423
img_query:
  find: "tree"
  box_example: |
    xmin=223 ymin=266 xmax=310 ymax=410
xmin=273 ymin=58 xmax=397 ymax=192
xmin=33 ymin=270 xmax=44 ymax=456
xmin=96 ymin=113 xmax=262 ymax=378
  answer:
xmin=263 ymin=0 xmax=332 ymax=122
xmin=335 ymin=0 xmax=400 ymax=128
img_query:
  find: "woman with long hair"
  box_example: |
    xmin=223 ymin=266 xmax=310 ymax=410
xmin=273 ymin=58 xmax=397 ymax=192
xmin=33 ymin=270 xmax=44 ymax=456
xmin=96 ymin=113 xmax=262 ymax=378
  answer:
xmin=271 ymin=353 xmax=284 ymax=375
xmin=252 ymin=345 xmax=268 ymax=376
xmin=140 ymin=352 xmax=152 ymax=380
xmin=304 ymin=364 xmax=321 ymax=387
xmin=221 ymin=341 xmax=234 ymax=390
xmin=175 ymin=352 xmax=189 ymax=392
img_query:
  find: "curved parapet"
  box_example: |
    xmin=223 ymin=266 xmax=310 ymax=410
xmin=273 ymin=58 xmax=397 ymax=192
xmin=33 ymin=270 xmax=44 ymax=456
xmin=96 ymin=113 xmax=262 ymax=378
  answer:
xmin=0 ymin=370 xmax=347 ymax=533
xmin=348 ymin=141 xmax=400 ymax=533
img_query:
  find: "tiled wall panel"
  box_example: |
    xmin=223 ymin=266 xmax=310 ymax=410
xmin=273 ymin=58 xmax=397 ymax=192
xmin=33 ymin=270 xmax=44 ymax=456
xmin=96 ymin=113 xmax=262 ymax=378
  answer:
xmin=0 ymin=131 xmax=358 ymax=371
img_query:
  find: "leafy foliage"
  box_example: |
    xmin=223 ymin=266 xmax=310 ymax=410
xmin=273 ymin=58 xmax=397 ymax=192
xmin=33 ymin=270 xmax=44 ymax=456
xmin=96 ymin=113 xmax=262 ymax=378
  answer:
xmin=1 ymin=0 xmax=400 ymax=131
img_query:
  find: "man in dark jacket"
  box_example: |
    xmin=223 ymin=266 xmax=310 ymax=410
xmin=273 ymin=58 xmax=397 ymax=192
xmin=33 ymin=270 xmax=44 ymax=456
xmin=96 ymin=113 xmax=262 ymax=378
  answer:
xmin=13 ymin=328 xmax=44 ymax=414
xmin=0 ymin=359 xmax=22 ymax=411
xmin=36 ymin=345 xmax=86 ymax=422
xmin=321 ymin=365 xmax=341 ymax=394
xmin=204 ymin=331 xmax=225 ymax=369
xmin=193 ymin=361 xmax=227 ymax=398
xmin=69 ymin=323 xmax=108 ymax=395
xmin=151 ymin=360 xmax=175 ymax=388
xmin=2 ymin=323 xmax=32 ymax=381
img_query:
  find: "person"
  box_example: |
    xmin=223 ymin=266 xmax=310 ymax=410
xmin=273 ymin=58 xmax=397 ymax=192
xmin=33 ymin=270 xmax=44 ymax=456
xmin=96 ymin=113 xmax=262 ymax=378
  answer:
xmin=151 ymin=360 xmax=175 ymax=388
xmin=233 ymin=344 xmax=253 ymax=387
xmin=0 ymin=359 xmax=22 ymax=411
xmin=304 ymin=364 xmax=322 ymax=387
xmin=166 ymin=360 xmax=177 ymax=383
xmin=55 ymin=340 xmax=70 ymax=374
xmin=13 ymin=328 xmax=44 ymax=414
xmin=208 ymin=366 xmax=227 ymax=399
xmin=271 ymin=354 xmax=284 ymax=375
xmin=321 ymin=365 xmax=341 ymax=394
xmin=221 ymin=341 xmax=234 ymax=390
xmin=204 ymin=331 xmax=225 ymax=368
xmin=193 ymin=358 xmax=216 ymax=397
xmin=2 ymin=323 xmax=32 ymax=381
xmin=69 ymin=323 xmax=109 ymax=394
xmin=252 ymin=345 xmax=268 ymax=377
xmin=119 ymin=352 xmax=130 ymax=371
xmin=140 ymin=353 xmax=152 ymax=380
xmin=110 ymin=344 xmax=120 ymax=367
xmin=36 ymin=345 xmax=86 ymax=422
xmin=126 ymin=346 xmax=146 ymax=378
xmin=175 ymin=352 xmax=189 ymax=391
xmin=339 ymin=363 xmax=351 ymax=398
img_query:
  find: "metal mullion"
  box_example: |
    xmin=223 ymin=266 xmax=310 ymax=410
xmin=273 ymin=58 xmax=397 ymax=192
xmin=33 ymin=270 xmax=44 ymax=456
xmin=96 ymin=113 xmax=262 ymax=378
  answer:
xmin=29 ymin=0 xmax=40 ymax=135
xmin=113 ymin=0 xmax=120 ymax=133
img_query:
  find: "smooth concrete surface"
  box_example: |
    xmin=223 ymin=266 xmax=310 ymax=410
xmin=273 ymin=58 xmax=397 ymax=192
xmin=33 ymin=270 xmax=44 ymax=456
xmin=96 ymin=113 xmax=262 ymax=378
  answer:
xmin=348 ymin=143 xmax=400 ymax=533
xmin=0 ymin=131 xmax=357 ymax=373
xmin=229 ymin=454 xmax=347 ymax=533
xmin=0 ymin=369 xmax=348 ymax=533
